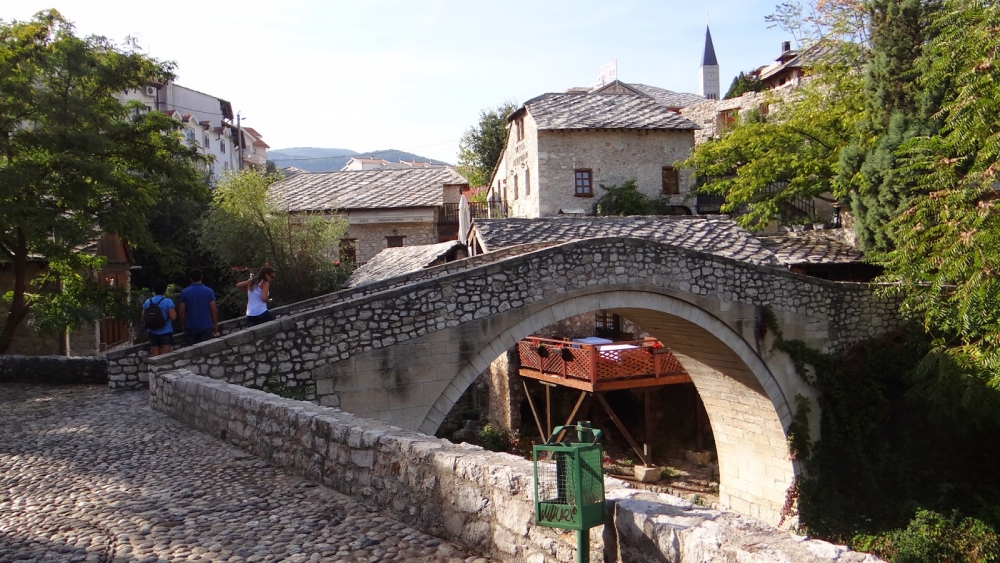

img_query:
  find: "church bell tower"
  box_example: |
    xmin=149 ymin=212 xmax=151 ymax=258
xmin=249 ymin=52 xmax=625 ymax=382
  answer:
xmin=699 ymin=26 xmax=720 ymax=100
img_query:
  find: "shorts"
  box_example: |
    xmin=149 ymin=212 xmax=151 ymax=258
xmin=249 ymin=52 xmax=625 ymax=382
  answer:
xmin=247 ymin=311 xmax=275 ymax=327
xmin=148 ymin=332 xmax=175 ymax=347
xmin=185 ymin=328 xmax=214 ymax=344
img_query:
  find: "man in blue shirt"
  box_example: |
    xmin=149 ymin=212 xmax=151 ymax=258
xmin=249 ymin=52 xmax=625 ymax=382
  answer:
xmin=178 ymin=269 xmax=218 ymax=345
xmin=143 ymin=280 xmax=176 ymax=357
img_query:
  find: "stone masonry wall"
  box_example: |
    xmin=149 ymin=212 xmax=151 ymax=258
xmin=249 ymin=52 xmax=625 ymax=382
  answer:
xmin=343 ymin=222 xmax=439 ymax=264
xmin=151 ymin=369 xmax=882 ymax=563
xmin=106 ymin=242 xmax=560 ymax=391
xmin=536 ymin=130 xmax=695 ymax=216
xmin=143 ymin=237 xmax=903 ymax=401
xmin=0 ymin=355 xmax=107 ymax=384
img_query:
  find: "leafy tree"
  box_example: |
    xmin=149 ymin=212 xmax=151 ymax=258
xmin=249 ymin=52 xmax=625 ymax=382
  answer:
xmin=456 ymin=101 xmax=517 ymax=187
xmin=0 ymin=11 xmax=208 ymax=353
xmin=683 ymin=63 xmax=866 ymax=230
xmin=876 ymin=0 xmax=1000 ymax=382
xmin=199 ymin=169 xmax=351 ymax=312
xmin=724 ymin=71 xmax=766 ymax=99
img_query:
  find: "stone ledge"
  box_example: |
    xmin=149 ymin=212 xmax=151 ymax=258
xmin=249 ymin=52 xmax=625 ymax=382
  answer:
xmin=150 ymin=369 xmax=882 ymax=563
xmin=0 ymin=355 xmax=106 ymax=385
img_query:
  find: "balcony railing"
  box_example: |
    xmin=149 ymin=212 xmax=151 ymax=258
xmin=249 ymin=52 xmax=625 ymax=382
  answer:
xmin=517 ymin=336 xmax=687 ymax=389
xmin=442 ymin=201 xmax=508 ymax=223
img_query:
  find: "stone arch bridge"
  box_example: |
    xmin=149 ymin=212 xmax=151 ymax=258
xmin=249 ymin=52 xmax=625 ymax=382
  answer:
xmin=144 ymin=237 xmax=900 ymax=525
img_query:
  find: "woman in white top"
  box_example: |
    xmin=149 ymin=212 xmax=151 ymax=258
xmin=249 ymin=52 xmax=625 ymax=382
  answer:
xmin=237 ymin=265 xmax=276 ymax=326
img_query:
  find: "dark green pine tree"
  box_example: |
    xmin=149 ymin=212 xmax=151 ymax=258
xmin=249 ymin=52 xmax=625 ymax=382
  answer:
xmin=724 ymin=71 xmax=766 ymax=99
xmin=840 ymin=0 xmax=943 ymax=253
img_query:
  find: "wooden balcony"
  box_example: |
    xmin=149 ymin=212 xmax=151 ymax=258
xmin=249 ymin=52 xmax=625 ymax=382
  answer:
xmin=441 ymin=201 xmax=508 ymax=223
xmin=517 ymin=336 xmax=691 ymax=393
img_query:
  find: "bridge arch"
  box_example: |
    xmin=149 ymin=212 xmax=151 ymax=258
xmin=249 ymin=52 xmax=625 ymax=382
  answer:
xmin=420 ymin=288 xmax=795 ymax=524
xmin=144 ymin=237 xmax=901 ymax=525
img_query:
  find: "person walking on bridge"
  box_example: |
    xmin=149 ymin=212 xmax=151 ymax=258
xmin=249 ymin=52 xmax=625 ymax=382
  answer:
xmin=237 ymin=265 xmax=276 ymax=327
xmin=179 ymin=268 xmax=219 ymax=344
xmin=142 ymin=280 xmax=176 ymax=357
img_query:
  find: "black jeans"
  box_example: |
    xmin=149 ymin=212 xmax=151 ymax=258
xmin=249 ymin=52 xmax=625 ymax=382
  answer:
xmin=185 ymin=328 xmax=214 ymax=344
xmin=246 ymin=310 xmax=275 ymax=327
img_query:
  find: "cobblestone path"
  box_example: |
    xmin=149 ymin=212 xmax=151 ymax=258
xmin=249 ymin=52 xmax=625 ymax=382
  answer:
xmin=0 ymin=384 xmax=488 ymax=563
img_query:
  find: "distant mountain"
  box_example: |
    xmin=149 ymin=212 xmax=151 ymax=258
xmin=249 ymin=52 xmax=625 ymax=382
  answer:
xmin=268 ymin=147 xmax=450 ymax=173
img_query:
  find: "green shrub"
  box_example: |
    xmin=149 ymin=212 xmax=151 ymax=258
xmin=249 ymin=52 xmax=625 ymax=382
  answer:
xmin=853 ymin=510 xmax=1000 ymax=563
xmin=478 ymin=424 xmax=513 ymax=452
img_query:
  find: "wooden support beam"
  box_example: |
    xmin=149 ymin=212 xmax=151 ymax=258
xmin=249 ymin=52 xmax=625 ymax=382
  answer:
xmin=522 ymin=379 xmax=546 ymax=442
xmin=555 ymin=391 xmax=588 ymax=443
xmin=595 ymin=392 xmax=650 ymax=467
xmin=544 ymin=382 xmax=552 ymax=438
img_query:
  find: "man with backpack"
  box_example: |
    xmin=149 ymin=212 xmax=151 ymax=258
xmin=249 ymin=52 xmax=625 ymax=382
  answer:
xmin=142 ymin=279 xmax=177 ymax=357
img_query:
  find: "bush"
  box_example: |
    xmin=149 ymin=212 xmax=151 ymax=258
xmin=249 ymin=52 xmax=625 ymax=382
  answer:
xmin=478 ymin=424 xmax=513 ymax=452
xmin=853 ymin=510 xmax=1000 ymax=563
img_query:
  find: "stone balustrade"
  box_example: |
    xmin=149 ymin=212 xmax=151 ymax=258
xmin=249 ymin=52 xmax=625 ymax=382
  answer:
xmin=150 ymin=368 xmax=881 ymax=563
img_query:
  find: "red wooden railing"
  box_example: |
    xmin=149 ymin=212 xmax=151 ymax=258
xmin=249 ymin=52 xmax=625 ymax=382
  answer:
xmin=517 ymin=336 xmax=685 ymax=384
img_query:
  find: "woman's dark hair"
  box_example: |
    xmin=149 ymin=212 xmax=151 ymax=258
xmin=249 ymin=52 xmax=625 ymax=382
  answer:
xmin=248 ymin=265 xmax=275 ymax=291
xmin=152 ymin=279 xmax=168 ymax=296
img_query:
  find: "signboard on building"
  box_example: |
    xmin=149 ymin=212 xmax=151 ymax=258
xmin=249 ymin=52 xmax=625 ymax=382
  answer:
xmin=597 ymin=59 xmax=618 ymax=87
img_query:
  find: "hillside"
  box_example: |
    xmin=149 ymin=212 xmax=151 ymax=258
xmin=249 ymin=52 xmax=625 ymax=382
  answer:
xmin=268 ymin=147 xmax=450 ymax=173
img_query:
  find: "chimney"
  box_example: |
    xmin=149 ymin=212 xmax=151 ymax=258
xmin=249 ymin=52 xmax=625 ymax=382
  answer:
xmin=781 ymin=41 xmax=791 ymax=53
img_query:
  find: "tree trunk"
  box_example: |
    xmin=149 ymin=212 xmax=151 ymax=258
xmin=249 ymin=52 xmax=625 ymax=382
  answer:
xmin=0 ymin=230 xmax=31 ymax=355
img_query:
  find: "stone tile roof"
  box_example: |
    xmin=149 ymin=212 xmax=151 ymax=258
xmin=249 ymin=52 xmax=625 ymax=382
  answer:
xmin=523 ymin=93 xmax=699 ymax=131
xmin=626 ymin=84 xmax=706 ymax=109
xmin=759 ymin=229 xmax=865 ymax=265
xmin=269 ymin=168 xmax=468 ymax=211
xmin=471 ymin=216 xmax=780 ymax=266
xmin=345 ymin=241 xmax=465 ymax=288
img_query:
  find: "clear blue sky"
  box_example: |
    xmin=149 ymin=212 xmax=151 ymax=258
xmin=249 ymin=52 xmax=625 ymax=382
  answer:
xmin=7 ymin=1 xmax=795 ymax=163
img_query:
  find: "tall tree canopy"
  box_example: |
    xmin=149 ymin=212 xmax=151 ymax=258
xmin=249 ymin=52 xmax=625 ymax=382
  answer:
xmin=686 ymin=0 xmax=1000 ymax=380
xmin=0 ymin=10 xmax=208 ymax=353
xmin=199 ymin=169 xmax=350 ymax=313
xmin=456 ymin=101 xmax=517 ymax=187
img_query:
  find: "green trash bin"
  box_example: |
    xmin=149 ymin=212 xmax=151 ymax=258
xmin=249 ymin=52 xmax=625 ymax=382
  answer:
xmin=533 ymin=421 xmax=605 ymax=563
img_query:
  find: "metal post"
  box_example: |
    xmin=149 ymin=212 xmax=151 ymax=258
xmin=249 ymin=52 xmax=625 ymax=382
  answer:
xmin=236 ymin=111 xmax=243 ymax=171
xmin=644 ymin=390 xmax=652 ymax=465
xmin=576 ymin=529 xmax=589 ymax=563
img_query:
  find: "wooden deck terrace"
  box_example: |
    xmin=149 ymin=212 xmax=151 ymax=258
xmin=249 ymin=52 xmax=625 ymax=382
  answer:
xmin=517 ymin=336 xmax=691 ymax=393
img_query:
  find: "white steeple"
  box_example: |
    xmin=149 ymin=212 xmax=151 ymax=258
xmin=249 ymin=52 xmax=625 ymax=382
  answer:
xmin=699 ymin=25 xmax=720 ymax=100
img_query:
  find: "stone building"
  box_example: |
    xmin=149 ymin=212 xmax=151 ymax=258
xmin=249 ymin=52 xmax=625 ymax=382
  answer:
xmin=268 ymin=167 xmax=469 ymax=264
xmin=487 ymin=92 xmax=701 ymax=218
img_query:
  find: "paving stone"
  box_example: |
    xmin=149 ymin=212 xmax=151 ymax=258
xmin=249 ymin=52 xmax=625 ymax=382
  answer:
xmin=0 ymin=384 xmax=492 ymax=562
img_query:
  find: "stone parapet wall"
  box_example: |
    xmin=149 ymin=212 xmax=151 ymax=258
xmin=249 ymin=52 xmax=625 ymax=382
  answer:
xmin=150 ymin=369 xmax=881 ymax=563
xmin=105 ymin=242 xmax=560 ymax=390
xmin=150 ymin=369 xmax=598 ymax=562
xmin=143 ymin=237 xmax=903 ymax=399
xmin=0 ymin=355 xmax=107 ymax=384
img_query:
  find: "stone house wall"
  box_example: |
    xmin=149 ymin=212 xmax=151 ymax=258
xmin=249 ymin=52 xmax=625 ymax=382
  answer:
xmin=680 ymin=87 xmax=797 ymax=144
xmin=493 ymin=115 xmax=697 ymax=218
xmin=341 ymin=221 xmax=439 ymax=264
xmin=535 ymin=129 xmax=696 ymax=216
